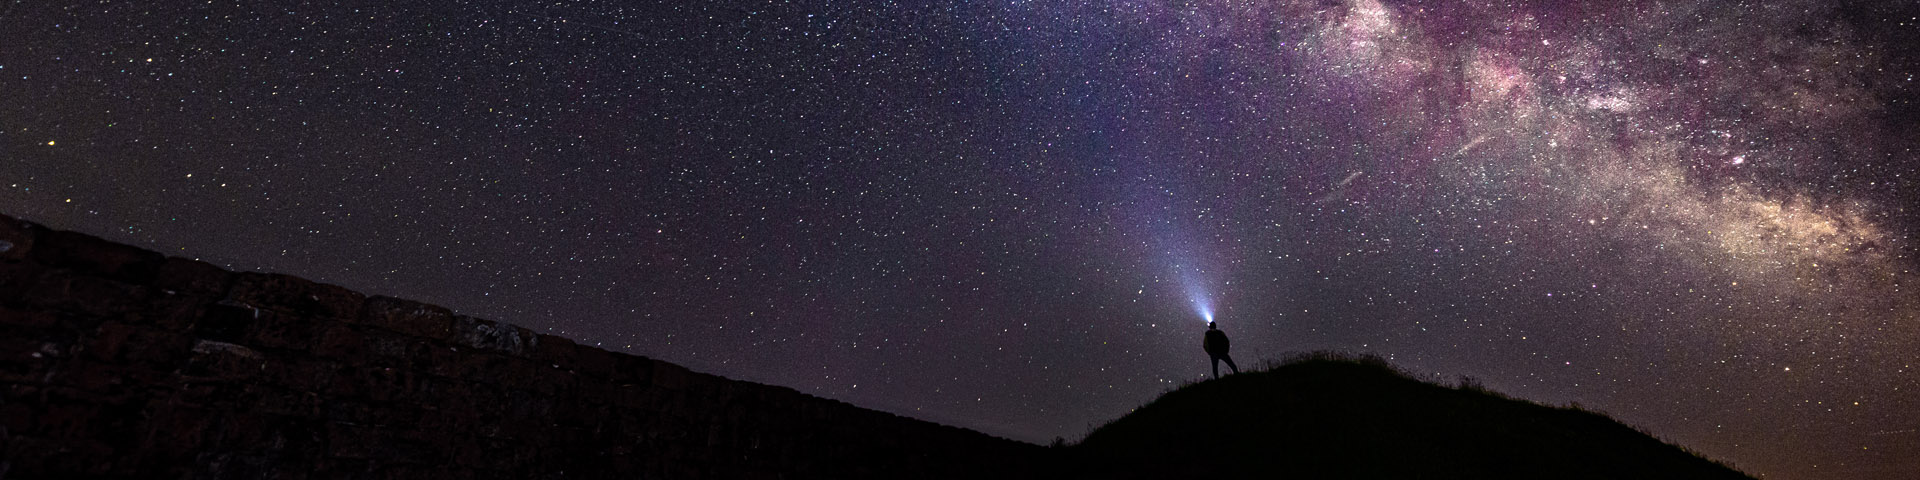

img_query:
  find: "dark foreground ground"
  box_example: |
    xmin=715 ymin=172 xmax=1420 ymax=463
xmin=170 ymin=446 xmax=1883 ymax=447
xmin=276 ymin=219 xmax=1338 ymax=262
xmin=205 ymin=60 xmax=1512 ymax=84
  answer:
xmin=1062 ymin=352 xmax=1754 ymax=480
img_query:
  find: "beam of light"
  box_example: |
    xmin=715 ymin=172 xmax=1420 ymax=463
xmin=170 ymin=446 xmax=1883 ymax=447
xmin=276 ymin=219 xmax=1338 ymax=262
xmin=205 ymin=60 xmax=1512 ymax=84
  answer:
xmin=1156 ymin=216 xmax=1219 ymax=325
xmin=1178 ymin=264 xmax=1215 ymax=324
xmin=1147 ymin=207 xmax=1220 ymax=325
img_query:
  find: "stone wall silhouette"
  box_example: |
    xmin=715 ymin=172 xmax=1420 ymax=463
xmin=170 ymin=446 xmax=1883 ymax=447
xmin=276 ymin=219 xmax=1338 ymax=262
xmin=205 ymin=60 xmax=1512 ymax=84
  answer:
xmin=0 ymin=213 xmax=1045 ymax=478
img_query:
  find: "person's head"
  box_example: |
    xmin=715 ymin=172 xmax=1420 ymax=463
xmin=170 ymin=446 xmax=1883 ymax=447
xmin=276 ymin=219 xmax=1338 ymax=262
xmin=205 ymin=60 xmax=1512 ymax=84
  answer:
xmin=1208 ymin=321 xmax=1217 ymax=330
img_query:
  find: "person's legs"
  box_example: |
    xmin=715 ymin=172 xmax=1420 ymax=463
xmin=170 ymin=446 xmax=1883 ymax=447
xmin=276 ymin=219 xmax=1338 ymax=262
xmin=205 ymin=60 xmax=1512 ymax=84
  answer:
xmin=1210 ymin=356 xmax=1221 ymax=379
xmin=1223 ymin=355 xmax=1239 ymax=374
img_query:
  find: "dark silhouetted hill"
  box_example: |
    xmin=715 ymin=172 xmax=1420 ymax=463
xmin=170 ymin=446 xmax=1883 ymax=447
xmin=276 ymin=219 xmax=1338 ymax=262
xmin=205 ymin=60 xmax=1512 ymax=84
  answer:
xmin=0 ymin=213 xmax=1044 ymax=479
xmin=1062 ymin=352 xmax=1753 ymax=480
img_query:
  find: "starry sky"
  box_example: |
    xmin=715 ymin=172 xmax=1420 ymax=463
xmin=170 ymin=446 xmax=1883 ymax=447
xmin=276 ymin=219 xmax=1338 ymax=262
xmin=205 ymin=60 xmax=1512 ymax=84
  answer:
xmin=5 ymin=0 xmax=1919 ymax=477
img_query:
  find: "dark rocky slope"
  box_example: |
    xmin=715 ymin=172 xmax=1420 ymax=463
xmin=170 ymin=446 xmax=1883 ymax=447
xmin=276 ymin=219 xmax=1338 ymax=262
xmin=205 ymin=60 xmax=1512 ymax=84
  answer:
xmin=0 ymin=213 xmax=1043 ymax=479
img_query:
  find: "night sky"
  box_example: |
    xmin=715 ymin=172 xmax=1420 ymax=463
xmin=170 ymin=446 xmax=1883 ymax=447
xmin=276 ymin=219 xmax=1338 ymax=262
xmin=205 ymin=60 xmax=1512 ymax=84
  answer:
xmin=5 ymin=0 xmax=1919 ymax=477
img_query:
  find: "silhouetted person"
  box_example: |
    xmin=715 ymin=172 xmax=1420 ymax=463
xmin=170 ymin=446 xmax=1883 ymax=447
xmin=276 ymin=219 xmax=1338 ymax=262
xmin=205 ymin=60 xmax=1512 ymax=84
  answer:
xmin=1204 ymin=321 xmax=1238 ymax=379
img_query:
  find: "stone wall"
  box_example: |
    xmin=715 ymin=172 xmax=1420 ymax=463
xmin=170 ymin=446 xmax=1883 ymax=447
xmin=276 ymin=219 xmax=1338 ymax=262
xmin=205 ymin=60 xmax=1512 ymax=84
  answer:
xmin=0 ymin=214 xmax=1046 ymax=479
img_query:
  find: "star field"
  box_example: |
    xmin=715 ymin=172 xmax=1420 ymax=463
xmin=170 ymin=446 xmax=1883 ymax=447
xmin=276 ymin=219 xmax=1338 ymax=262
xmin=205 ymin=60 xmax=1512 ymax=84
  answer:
xmin=4 ymin=1 xmax=1918 ymax=478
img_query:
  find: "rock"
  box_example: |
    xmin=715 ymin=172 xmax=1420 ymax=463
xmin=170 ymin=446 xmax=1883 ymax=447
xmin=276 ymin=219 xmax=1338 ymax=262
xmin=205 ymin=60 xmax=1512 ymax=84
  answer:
xmin=449 ymin=315 xmax=535 ymax=356
xmin=533 ymin=333 xmax=579 ymax=368
xmin=138 ymin=293 xmax=210 ymax=332
xmin=152 ymin=257 xmax=232 ymax=296
xmin=226 ymin=273 xmax=364 ymax=319
xmin=0 ymin=329 xmax=66 ymax=383
xmin=194 ymin=301 xmax=260 ymax=343
xmin=82 ymin=322 xmax=193 ymax=367
xmin=311 ymin=323 xmax=368 ymax=361
xmin=0 ymin=213 xmax=40 ymax=261
xmin=0 ymin=260 xmax=50 ymax=306
xmin=608 ymin=354 xmax=653 ymax=385
xmin=22 ymin=269 xmax=152 ymax=319
xmin=358 ymin=296 xmax=454 ymax=340
xmin=0 ymin=305 xmax=59 ymax=329
xmin=29 ymin=230 xmax=164 ymax=283
xmin=182 ymin=340 xmax=266 ymax=380
xmin=240 ymin=310 xmax=319 ymax=352
xmin=651 ymin=362 xmax=690 ymax=391
xmin=572 ymin=347 xmax=617 ymax=380
xmin=263 ymin=358 xmax=339 ymax=392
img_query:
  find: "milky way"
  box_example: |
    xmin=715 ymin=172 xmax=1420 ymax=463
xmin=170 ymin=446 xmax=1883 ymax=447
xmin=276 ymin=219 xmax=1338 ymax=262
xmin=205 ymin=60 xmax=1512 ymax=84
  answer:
xmin=3 ymin=1 xmax=1917 ymax=477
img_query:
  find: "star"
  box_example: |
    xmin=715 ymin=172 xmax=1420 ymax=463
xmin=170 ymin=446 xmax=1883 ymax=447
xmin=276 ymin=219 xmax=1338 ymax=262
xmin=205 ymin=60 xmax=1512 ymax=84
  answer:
xmin=2 ymin=1 xmax=1916 ymax=478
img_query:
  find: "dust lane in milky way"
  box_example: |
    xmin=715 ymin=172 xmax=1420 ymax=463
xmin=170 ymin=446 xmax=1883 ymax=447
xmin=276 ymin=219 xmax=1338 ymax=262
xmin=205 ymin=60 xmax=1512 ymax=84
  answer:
xmin=3 ymin=0 xmax=1917 ymax=478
